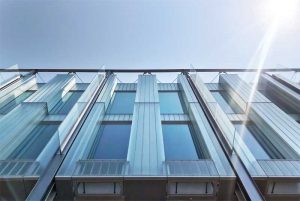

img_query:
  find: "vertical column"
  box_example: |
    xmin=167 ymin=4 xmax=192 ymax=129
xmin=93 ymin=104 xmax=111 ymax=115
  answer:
xmin=259 ymin=74 xmax=300 ymax=111
xmin=127 ymin=75 xmax=165 ymax=175
xmin=177 ymin=74 xmax=233 ymax=176
xmin=189 ymin=73 xmax=265 ymax=176
xmin=219 ymin=74 xmax=300 ymax=158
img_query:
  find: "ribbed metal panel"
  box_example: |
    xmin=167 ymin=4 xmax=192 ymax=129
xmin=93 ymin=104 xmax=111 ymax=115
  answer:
xmin=161 ymin=114 xmax=190 ymax=122
xmin=164 ymin=160 xmax=218 ymax=176
xmin=219 ymin=74 xmax=270 ymax=111
xmin=115 ymin=83 xmax=137 ymax=91
xmin=219 ymin=74 xmax=300 ymax=177
xmin=25 ymin=74 xmax=76 ymax=111
xmin=127 ymin=75 xmax=165 ymax=175
xmin=257 ymin=160 xmax=300 ymax=176
xmin=103 ymin=114 xmax=190 ymax=122
xmin=0 ymin=160 xmax=40 ymax=176
xmin=259 ymin=74 xmax=300 ymax=112
xmin=158 ymin=83 xmax=179 ymax=91
xmin=178 ymin=75 xmax=234 ymax=176
xmin=103 ymin=114 xmax=133 ymax=122
xmin=205 ymin=83 xmax=223 ymax=91
xmin=250 ymin=103 xmax=300 ymax=158
xmin=226 ymin=114 xmax=249 ymax=122
xmin=73 ymin=160 xmax=128 ymax=176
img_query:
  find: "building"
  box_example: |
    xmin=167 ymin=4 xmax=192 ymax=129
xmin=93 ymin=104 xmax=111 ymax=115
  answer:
xmin=0 ymin=68 xmax=299 ymax=201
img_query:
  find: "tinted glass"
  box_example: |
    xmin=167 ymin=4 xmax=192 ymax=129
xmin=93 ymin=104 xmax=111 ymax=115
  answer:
xmin=159 ymin=92 xmax=186 ymax=114
xmin=8 ymin=124 xmax=59 ymax=160
xmin=91 ymin=124 xmax=131 ymax=159
xmin=212 ymin=91 xmax=242 ymax=114
xmin=0 ymin=91 xmax=33 ymax=115
xmin=50 ymin=91 xmax=83 ymax=115
xmin=234 ymin=124 xmax=284 ymax=159
xmin=106 ymin=92 xmax=136 ymax=114
xmin=162 ymin=124 xmax=200 ymax=160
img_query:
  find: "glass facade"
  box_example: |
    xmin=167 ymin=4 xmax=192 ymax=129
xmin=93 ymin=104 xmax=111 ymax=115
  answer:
xmin=50 ymin=91 xmax=83 ymax=114
xmin=163 ymin=124 xmax=199 ymax=160
xmin=159 ymin=91 xmax=186 ymax=114
xmin=106 ymin=91 xmax=136 ymax=114
xmin=0 ymin=70 xmax=299 ymax=201
xmin=211 ymin=91 xmax=243 ymax=114
xmin=233 ymin=123 xmax=284 ymax=159
xmin=89 ymin=124 xmax=131 ymax=159
xmin=8 ymin=124 xmax=59 ymax=160
xmin=0 ymin=91 xmax=33 ymax=114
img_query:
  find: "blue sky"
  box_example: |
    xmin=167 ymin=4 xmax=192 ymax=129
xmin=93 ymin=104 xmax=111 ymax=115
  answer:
xmin=0 ymin=0 xmax=300 ymax=82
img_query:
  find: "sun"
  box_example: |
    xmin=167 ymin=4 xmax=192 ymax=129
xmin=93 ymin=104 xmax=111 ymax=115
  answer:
xmin=264 ymin=0 xmax=299 ymax=25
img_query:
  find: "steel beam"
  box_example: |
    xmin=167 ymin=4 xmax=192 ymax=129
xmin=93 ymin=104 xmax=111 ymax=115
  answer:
xmin=0 ymin=67 xmax=300 ymax=73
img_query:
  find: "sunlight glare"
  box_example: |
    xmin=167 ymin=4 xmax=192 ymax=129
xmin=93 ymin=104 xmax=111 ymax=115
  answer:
xmin=265 ymin=0 xmax=299 ymax=25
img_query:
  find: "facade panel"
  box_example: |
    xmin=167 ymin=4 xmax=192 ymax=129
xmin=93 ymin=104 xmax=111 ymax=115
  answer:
xmin=0 ymin=69 xmax=299 ymax=201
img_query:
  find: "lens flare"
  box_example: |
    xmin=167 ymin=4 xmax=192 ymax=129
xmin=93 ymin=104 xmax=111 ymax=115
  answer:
xmin=265 ymin=0 xmax=299 ymax=25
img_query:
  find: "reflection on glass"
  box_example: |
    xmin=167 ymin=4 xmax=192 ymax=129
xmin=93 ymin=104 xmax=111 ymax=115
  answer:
xmin=162 ymin=124 xmax=205 ymax=160
xmin=211 ymin=91 xmax=242 ymax=114
xmin=234 ymin=124 xmax=284 ymax=159
xmin=260 ymin=90 xmax=297 ymax=114
xmin=0 ymin=91 xmax=33 ymax=115
xmin=159 ymin=92 xmax=186 ymax=114
xmin=50 ymin=91 xmax=83 ymax=115
xmin=89 ymin=124 xmax=131 ymax=159
xmin=106 ymin=92 xmax=136 ymax=114
xmin=7 ymin=124 xmax=59 ymax=160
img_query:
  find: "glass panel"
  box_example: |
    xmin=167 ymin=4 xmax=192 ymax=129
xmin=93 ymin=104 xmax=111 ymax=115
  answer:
xmin=162 ymin=124 xmax=200 ymax=160
xmin=211 ymin=91 xmax=243 ymax=114
xmin=106 ymin=92 xmax=136 ymax=114
xmin=89 ymin=124 xmax=131 ymax=159
xmin=234 ymin=124 xmax=284 ymax=159
xmin=7 ymin=124 xmax=59 ymax=160
xmin=159 ymin=92 xmax=186 ymax=114
xmin=0 ymin=91 xmax=33 ymax=114
xmin=50 ymin=91 xmax=83 ymax=115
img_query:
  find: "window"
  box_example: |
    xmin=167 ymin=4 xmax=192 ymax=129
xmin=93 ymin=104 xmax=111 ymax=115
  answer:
xmin=0 ymin=91 xmax=33 ymax=115
xmin=234 ymin=124 xmax=284 ymax=159
xmin=50 ymin=91 xmax=83 ymax=115
xmin=211 ymin=91 xmax=243 ymax=114
xmin=159 ymin=92 xmax=186 ymax=114
xmin=90 ymin=124 xmax=131 ymax=159
xmin=8 ymin=124 xmax=59 ymax=160
xmin=162 ymin=124 xmax=206 ymax=160
xmin=106 ymin=92 xmax=136 ymax=114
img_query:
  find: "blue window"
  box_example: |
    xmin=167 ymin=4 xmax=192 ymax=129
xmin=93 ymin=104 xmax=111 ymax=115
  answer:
xmin=8 ymin=124 xmax=59 ymax=160
xmin=90 ymin=124 xmax=131 ymax=159
xmin=234 ymin=124 xmax=284 ymax=159
xmin=162 ymin=124 xmax=205 ymax=160
xmin=211 ymin=91 xmax=242 ymax=114
xmin=50 ymin=91 xmax=83 ymax=115
xmin=0 ymin=91 xmax=33 ymax=115
xmin=159 ymin=92 xmax=186 ymax=114
xmin=106 ymin=92 xmax=136 ymax=114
